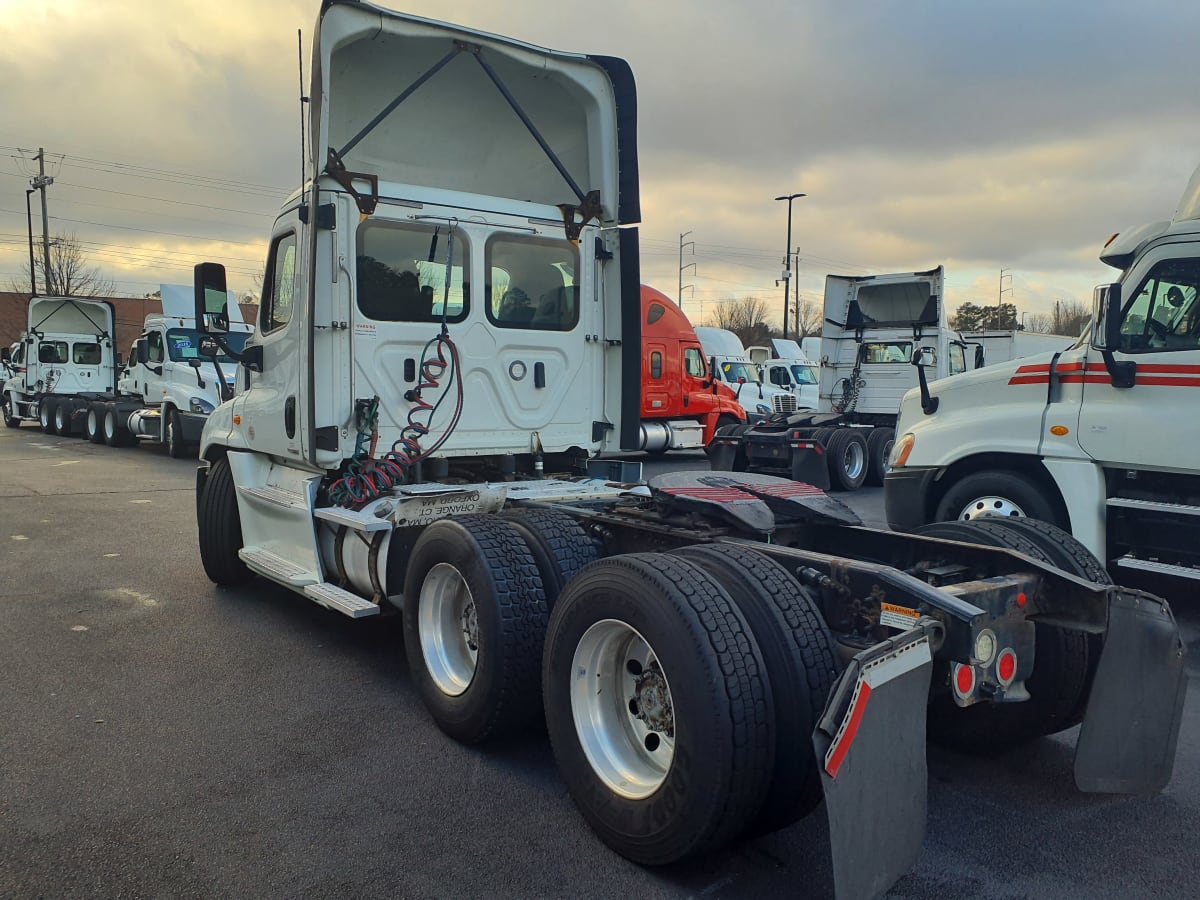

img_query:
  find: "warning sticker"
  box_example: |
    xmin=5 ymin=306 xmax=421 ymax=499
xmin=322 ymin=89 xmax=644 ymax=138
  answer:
xmin=354 ymin=322 xmax=377 ymax=340
xmin=879 ymin=602 xmax=920 ymax=631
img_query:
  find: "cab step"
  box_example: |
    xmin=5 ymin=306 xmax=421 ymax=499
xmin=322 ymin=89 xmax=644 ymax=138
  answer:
xmin=304 ymin=582 xmax=380 ymax=618
xmin=240 ymin=484 xmax=309 ymax=510
xmin=239 ymin=547 xmax=318 ymax=586
xmin=1107 ymin=497 xmax=1200 ymax=517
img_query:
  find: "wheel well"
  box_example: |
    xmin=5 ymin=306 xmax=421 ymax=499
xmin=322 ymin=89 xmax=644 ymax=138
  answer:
xmin=930 ymin=453 xmax=1069 ymax=526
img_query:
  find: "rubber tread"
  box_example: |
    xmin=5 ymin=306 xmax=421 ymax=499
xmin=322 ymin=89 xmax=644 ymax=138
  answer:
xmin=865 ymin=426 xmax=895 ymax=487
xmin=915 ymin=520 xmax=1090 ymax=750
xmin=403 ymin=514 xmax=549 ymax=743
xmin=825 ymin=428 xmax=868 ymax=492
xmin=499 ymin=508 xmax=599 ymax=610
xmin=672 ymin=542 xmax=841 ymax=833
xmin=543 ymin=553 xmax=773 ymax=864
xmin=2 ymin=393 xmax=19 ymax=428
xmin=197 ymin=455 xmax=253 ymax=587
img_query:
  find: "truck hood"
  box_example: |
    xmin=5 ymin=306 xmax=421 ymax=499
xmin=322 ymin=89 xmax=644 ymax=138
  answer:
xmin=899 ymin=348 xmax=1060 ymax=412
xmin=309 ymin=0 xmax=638 ymax=224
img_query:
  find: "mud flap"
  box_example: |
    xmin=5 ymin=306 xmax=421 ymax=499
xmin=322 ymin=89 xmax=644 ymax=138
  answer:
xmin=789 ymin=442 xmax=831 ymax=491
xmin=1074 ymin=590 xmax=1187 ymax=794
xmin=813 ymin=619 xmax=941 ymax=900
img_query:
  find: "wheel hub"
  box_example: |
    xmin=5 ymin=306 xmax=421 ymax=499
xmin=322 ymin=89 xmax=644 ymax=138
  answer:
xmin=630 ymin=663 xmax=674 ymax=736
xmin=461 ymin=601 xmax=479 ymax=652
xmin=958 ymin=495 xmax=1025 ymax=519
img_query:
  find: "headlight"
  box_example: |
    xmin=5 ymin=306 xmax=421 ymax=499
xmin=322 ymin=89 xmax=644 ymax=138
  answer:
xmin=189 ymin=397 xmax=215 ymax=415
xmin=890 ymin=433 xmax=915 ymax=468
xmin=755 ymin=403 xmax=771 ymax=415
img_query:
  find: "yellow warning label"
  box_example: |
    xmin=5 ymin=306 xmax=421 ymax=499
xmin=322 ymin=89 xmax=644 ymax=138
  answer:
xmin=880 ymin=602 xmax=920 ymax=631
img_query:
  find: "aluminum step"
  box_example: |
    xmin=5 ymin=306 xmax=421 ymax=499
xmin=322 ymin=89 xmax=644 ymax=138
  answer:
xmin=314 ymin=502 xmax=393 ymax=533
xmin=240 ymin=485 xmax=309 ymax=510
xmin=304 ymin=582 xmax=380 ymax=618
xmin=1107 ymin=497 xmax=1200 ymax=517
xmin=239 ymin=547 xmax=318 ymax=586
xmin=1114 ymin=557 xmax=1200 ymax=581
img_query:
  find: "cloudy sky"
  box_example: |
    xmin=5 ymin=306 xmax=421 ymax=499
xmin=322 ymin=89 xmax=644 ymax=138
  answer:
xmin=3 ymin=0 xmax=1200 ymax=332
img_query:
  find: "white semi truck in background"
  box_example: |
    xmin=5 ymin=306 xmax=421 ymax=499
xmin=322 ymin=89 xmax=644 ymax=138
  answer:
xmin=886 ymin=166 xmax=1200 ymax=586
xmin=2 ymin=286 xmax=250 ymax=457
xmin=693 ymin=326 xmax=798 ymax=421
xmin=746 ymin=337 xmax=822 ymax=403
xmin=184 ymin=4 xmax=1185 ymax=897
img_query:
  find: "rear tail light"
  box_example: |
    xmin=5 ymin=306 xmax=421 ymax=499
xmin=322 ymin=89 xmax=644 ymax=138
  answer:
xmin=996 ymin=648 xmax=1018 ymax=687
xmin=951 ymin=662 xmax=975 ymax=701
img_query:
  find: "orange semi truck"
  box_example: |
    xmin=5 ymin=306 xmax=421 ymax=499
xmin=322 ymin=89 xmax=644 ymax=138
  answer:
xmin=638 ymin=284 xmax=745 ymax=451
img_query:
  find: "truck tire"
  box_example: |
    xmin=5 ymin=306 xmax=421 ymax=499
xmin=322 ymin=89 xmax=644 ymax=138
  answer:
xmin=102 ymin=403 xmax=135 ymax=448
xmin=2 ymin=394 xmax=19 ymax=428
xmin=865 ymin=426 xmax=895 ymax=486
xmin=498 ymin=508 xmax=599 ymax=610
xmin=825 ymin=428 xmax=868 ymax=491
xmin=402 ymin=515 xmax=549 ymax=744
xmin=934 ymin=469 xmax=1062 ymax=528
xmin=671 ymin=543 xmax=840 ymax=834
xmin=85 ymin=403 xmax=106 ymax=443
xmin=958 ymin=517 xmax=1109 ymax=727
xmin=165 ymin=407 xmax=189 ymax=459
xmin=39 ymin=398 xmax=57 ymax=434
xmin=197 ymin=455 xmax=253 ymax=587
xmin=915 ymin=520 xmax=1091 ymax=751
xmin=53 ymin=399 xmax=77 ymax=436
xmin=542 ymin=553 xmax=773 ymax=865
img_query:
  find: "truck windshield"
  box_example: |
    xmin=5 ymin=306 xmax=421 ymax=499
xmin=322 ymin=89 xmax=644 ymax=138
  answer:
xmin=862 ymin=341 xmax=913 ymax=363
xmin=166 ymin=328 xmax=249 ymax=363
xmin=720 ymin=361 xmax=759 ymax=383
xmin=791 ymin=364 xmax=818 ymax=385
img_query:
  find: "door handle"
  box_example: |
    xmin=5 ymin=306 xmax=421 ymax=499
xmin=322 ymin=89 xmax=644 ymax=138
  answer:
xmin=285 ymin=396 xmax=296 ymax=438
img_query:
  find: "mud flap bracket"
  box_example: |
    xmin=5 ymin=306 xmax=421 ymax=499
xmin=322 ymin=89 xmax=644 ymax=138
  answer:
xmin=813 ymin=617 xmax=942 ymax=900
xmin=1074 ymin=589 xmax=1186 ymax=794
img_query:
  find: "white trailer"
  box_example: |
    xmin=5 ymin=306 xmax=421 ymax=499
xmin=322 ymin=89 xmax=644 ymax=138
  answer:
xmin=960 ymin=329 xmax=1079 ymax=369
xmin=887 ymin=164 xmax=1200 ymax=586
xmin=188 ymin=4 xmax=1185 ymax=896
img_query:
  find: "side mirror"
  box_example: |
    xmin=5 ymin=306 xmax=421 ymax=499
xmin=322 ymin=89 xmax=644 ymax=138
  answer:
xmin=115 ymin=352 xmax=124 ymax=368
xmin=974 ymin=346 xmax=985 ymax=369
xmin=135 ymin=339 xmax=148 ymax=365
xmin=1091 ymin=282 xmax=1122 ymax=351
xmin=188 ymin=358 xmax=202 ymax=369
xmin=911 ymin=346 xmax=937 ymax=368
xmin=198 ymin=336 xmax=221 ymax=358
xmin=0 ymin=347 xmax=9 ymax=363
xmin=194 ymin=262 xmax=230 ymax=335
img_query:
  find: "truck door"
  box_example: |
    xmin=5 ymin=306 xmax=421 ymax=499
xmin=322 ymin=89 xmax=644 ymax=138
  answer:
xmin=239 ymin=210 xmax=306 ymax=463
xmin=1077 ymin=254 xmax=1200 ymax=468
xmin=644 ymin=341 xmax=669 ymax=415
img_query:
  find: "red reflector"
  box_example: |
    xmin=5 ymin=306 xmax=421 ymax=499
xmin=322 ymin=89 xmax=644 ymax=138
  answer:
xmin=825 ymin=681 xmax=872 ymax=778
xmin=996 ymin=649 xmax=1017 ymax=685
xmin=1016 ymin=592 xmax=1027 ymax=608
xmin=952 ymin=662 xmax=975 ymax=699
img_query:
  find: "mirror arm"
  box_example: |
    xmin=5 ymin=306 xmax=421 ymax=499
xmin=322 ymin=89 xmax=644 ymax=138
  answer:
xmin=1099 ymin=350 xmax=1136 ymax=389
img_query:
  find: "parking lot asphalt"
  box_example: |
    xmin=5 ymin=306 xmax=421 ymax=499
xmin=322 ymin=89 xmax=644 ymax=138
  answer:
xmin=1 ymin=428 xmax=1197 ymax=899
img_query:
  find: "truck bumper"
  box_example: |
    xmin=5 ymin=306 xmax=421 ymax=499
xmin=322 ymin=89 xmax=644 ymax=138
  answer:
xmin=883 ymin=465 xmax=939 ymax=531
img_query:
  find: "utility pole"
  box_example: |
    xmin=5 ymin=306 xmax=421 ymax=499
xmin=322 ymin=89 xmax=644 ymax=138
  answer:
xmin=775 ymin=193 xmax=805 ymax=340
xmin=996 ymin=268 xmax=1013 ymax=330
xmin=32 ymin=148 xmax=55 ymax=295
xmin=25 ymin=189 xmax=38 ymax=296
xmin=793 ymin=247 xmax=801 ymax=340
xmin=678 ymin=231 xmax=696 ymax=306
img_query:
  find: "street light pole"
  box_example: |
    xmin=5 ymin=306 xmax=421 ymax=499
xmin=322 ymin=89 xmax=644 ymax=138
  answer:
xmin=775 ymin=192 xmax=805 ymax=340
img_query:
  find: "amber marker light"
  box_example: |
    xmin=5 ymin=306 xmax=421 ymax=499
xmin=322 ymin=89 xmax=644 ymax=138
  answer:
xmin=233 ymin=415 xmax=242 ymax=425
xmin=1103 ymin=232 xmax=1120 ymax=249
xmin=1050 ymin=425 xmax=1069 ymax=436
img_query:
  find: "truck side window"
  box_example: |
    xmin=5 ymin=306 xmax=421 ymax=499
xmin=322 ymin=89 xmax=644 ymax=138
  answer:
xmin=147 ymin=331 xmax=165 ymax=364
xmin=650 ymin=352 xmax=662 ymax=379
xmin=683 ymin=347 xmax=705 ymax=377
xmin=486 ymin=235 xmax=579 ymax=331
xmin=1120 ymin=260 xmax=1200 ymax=353
xmin=12 ymin=343 xmax=23 ymax=365
xmin=356 ymin=222 xmax=468 ymax=323
xmin=261 ymin=232 xmax=298 ymax=334
xmin=769 ymin=366 xmax=788 ymax=387
xmin=948 ymin=344 xmax=966 ymax=375
xmin=73 ymin=343 xmax=101 ymax=365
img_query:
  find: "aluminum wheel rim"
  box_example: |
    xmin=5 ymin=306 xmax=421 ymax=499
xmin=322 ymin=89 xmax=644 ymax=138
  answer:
xmin=104 ymin=410 xmax=116 ymax=441
xmin=418 ymin=562 xmax=478 ymax=697
xmin=55 ymin=406 xmax=67 ymax=430
xmin=87 ymin=408 xmax=98 ymax=436
xmin=958 ymin=495 xmax=1025 ymax=519
xmin=570 ymin=619 xmax=675 ymax=800
xmin=841 ymin=439 xmax=866 ymax=480
xmin=40 ymin=405 xmax=50 ymax=427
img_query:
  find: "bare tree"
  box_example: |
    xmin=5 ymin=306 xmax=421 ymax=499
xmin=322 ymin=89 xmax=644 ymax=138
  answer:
xmin=10 ymin=233 xmax=115 ymax=298
xmin=707 ymin=296 xmax=773 ymax=348
xmin=1022 ymin=312 xmax=1054 ymax=333
xmin=1051 ymin=298 xmax=1091 ymax=336
xmin=788 ymin=294 xmax=822 ymax=340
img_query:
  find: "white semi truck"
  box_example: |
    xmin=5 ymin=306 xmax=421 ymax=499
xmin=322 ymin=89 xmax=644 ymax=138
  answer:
xmin=1 ymin=296 xmax=119 ymax=433
xmin=886 ymin=165 xmax=1200 ymax=586
xmin=746 ymin=337 xmax=822 ymax=405
xmin=190 ymin=4 xmax=1185 ymax=897
xmin=1 ymin=286 xmax=251 ymax=457
xmin=693 ymin=326 xmax=798 ymax=422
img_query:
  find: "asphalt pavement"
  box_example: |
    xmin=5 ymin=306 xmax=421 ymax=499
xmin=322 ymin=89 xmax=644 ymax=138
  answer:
xmin=1 ymin=430 xmax=1197 ymax=899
